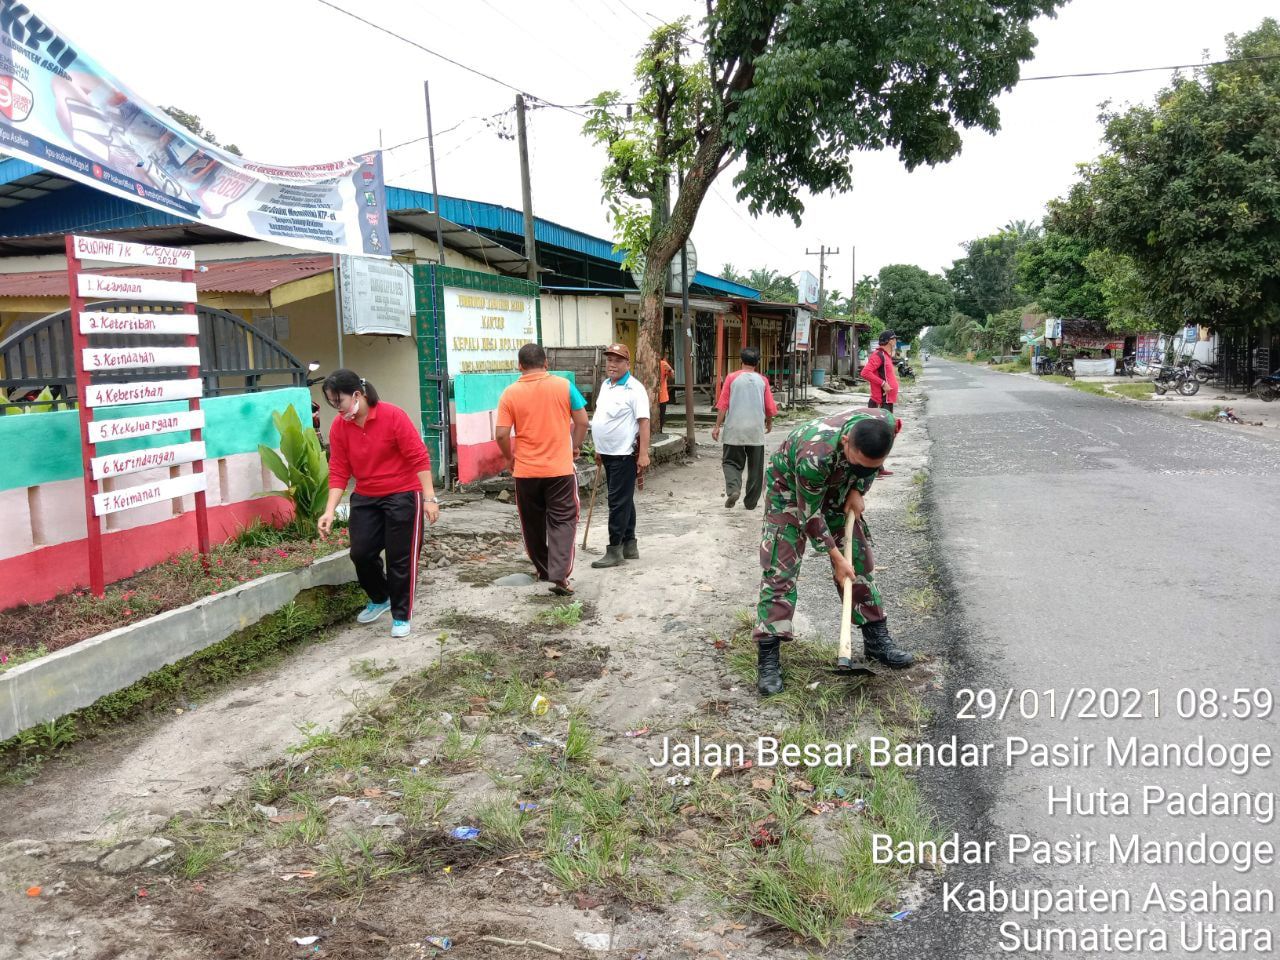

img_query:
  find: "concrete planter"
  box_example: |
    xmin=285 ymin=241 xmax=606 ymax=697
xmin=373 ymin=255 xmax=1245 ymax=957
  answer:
xmin=0 ymin=550 xmax=356 ymax=742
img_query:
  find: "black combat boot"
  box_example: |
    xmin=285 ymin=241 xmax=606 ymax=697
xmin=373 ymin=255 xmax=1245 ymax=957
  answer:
xmin=860 ymin=619 xmax=915 ymax=668
xmin=592 ymin=544 xmax=625 ymax=568
xmin=622 ymin=539 xmax=639 ymax=560
xmin=757 ymin=639 xmax=784 ymax=696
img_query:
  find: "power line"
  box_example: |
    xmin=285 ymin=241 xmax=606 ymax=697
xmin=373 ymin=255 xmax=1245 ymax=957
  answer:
xmin=311 ymin=0 xmax=589 ymax=117
xmin=1022 ymin=53 xmax=1280 ymax=82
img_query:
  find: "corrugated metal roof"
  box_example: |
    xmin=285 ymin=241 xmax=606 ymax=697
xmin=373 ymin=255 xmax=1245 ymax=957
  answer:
xmin=0 ymin=255 xmax=333 ymax=297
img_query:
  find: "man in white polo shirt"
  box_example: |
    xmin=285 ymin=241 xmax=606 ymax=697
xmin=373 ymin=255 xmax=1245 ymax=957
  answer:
xmin=590 ymin=343 xmax=651 ymax=569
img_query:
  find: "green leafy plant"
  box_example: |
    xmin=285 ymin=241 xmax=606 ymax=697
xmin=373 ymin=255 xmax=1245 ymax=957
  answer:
xmin=257 ymin=406 xmax=329 ymax=534
xmin=2 ymin=387 xmax=72 ymax=414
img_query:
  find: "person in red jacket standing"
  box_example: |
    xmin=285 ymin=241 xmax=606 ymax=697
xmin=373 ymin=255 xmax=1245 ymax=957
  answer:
xmin=860 ymin=331 xmax=900 ymax=477
xmin=317 ymin=369 xmax=440 ymax=638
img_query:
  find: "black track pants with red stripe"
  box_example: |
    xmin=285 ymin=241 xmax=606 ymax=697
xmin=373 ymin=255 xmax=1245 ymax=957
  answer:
xmin=349 ymin=490 xmax=423 ymax=621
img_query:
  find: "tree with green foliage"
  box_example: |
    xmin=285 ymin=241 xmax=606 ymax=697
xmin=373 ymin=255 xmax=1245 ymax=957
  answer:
xmin=947 ymin=222 xmax=1041 ymax=320
xmin=584 ymin=1 xmax=1065 ymax=398
xmin=1063 ymin=19 xmax=1280 ymax=332
xmin=874 ymin=264 xmax=953 ymax=344
xmin=1016 ymin=222 xmax=1105 ymax=322
xmin=163 ymin=106 xmax=242 ymax=156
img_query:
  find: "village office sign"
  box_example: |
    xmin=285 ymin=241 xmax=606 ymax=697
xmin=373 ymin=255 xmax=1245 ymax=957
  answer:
xmin=444 ymin=287 xmax=535 ymax=375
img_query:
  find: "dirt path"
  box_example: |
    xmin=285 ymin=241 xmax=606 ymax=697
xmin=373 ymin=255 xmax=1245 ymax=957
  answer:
xmin=1 ymin=396 xmax=937 ymax=960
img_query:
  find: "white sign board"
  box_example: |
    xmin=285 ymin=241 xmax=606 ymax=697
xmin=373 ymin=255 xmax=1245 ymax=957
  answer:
xmin=91 ymin=441 xmax=207 ymax=481
xmin=72 ymin=235 xmax=196 ymax=270
xmin=78 ymin=274 xmax=197 ymax=303
xmin=87 ymin=409 xmax=205 ymax=445
xmin=80 ymin=311 xmax=199 ymax=336
xmin=339 ymin=257 xmax=413 ymax=336
xmin=798 ymin=271 xmax=820 ymax=306
xmin=1045 ymin=317 xmax=1062 ymax=340
xmin=792 ymin=308 xmax=812 ymax=350
xmin=84 ymin=378 xmax=203 ymax=408
xmin=93 ymin=472 xmax=207 ymax=517
xmin=444 ymin=287 xmax=536 ymax=376
xmin=83 ymin=346 xmax=201 ymax=371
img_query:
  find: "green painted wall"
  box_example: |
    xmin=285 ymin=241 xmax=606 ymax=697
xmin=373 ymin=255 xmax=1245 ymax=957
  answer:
xmin=453 ymin=371 xmax=577 ymax=415
xmin=0 ymin=387 xmax=310 ymax=492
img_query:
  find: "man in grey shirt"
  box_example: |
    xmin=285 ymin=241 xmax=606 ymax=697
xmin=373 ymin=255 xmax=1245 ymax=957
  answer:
xmin=712 ymin=347 xmax=778 ymax=509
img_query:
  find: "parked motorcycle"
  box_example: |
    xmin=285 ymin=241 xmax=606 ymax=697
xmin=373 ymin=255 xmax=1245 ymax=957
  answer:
xmin=894 ymin=357 xmax=915 ymax=379
xmin=1151 ymin=362 xmax=1199 ymax=396
xmin=1253 ymin=369 xmax=1280 ymax=402
xmin=1120 ymin=354 xmax=1137 ymax=377
xmin=1189 ymin=360 xmax=1217 ymax=384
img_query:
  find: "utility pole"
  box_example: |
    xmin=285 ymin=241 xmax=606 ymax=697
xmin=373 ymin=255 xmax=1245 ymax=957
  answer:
xmin=674 ymin=169 xmax=695 ymax=456
xmin=423 ymin=82 xmax=445 ymax=264
xmin=850 ymin=246 xmax=858 ymax=377
xmin=515 ymin=95 xmax=539 ymax=285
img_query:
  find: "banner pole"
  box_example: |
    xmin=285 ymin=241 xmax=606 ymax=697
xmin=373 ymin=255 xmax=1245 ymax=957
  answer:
xmin=184 ymin=265 xmax=210 ymax=555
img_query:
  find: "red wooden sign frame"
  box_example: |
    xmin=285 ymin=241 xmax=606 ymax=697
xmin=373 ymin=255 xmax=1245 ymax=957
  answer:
xmin=66 ymin=235 xmax=210 ymax=597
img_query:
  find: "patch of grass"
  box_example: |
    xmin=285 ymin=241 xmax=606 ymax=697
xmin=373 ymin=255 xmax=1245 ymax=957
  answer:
xmin=350 ymin=658 xmax=398 ymax=680
xmin=1188 ymin=405 xmax=1224 ymax=421
xmin=564 ymin=714 xmax=595 ymax=763
xmin=901 ymin=586 xmax=940 ymax=618
xmin=990 ymin=360 xmax=1029 ymax=373
xmin=1040 ymin=374 xmax=1074 ymax=384
xmin=911 ymin=470 xmax=927 ymax=487
xmin=316 ymin=828 xmax=413 ymax=896
xmin=174 ymin=838 xmax=229 ymax=880
xmin=535 ymin=601 xmax=584 ymax=628
xmin=1108 ymin=382 xmax=1156 ymax=400
xmin=904 ymin=497 xmax=927 ymax=533
xmin=1068 ymin=380 xmax=1107 ymax=396
xmin=475 ymin=794 xmax=532 ymax=853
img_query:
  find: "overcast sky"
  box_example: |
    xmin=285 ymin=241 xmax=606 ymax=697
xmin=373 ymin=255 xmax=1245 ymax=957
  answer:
xmin=38 ymin=0 xmax=1277 ymax=293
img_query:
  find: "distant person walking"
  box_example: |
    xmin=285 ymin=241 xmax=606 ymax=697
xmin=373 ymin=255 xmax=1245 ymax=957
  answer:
xmin=860 ymin=330 xmax=901 ymax=477
xmin=658 ymin=352 xmax=676 ymax=432
xmin=318 ymin=369 xmax=439 ymax=639
xmin=712 ymin=347 xmax=777 ymax=510
xmin=495 ymin=344 xmax=590 ymax=596
xmin=589 ymin=343 xmax=651 ymax=569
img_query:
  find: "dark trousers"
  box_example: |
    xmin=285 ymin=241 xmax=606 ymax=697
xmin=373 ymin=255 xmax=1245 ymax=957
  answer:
xmin=599 ymin=454 xmax=637 ymax=545
xmin=349 ymin=490 xmax=423 ymax=621
xmin=722 ymin=444 xmax=764 ymax=509
xmin=659 ymin=401 xmax=668 ymax=432
xmin=515 ymin=475 xmax=580 ymax=583
xmin=868 ymin=399 xmax=895 ymax=412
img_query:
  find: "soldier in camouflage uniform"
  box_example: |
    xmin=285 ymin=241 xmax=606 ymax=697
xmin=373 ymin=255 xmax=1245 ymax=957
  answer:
xmin=753 ymin=408 xmax=915 ymax=695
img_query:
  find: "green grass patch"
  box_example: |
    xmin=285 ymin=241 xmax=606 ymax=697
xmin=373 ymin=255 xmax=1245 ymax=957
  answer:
xmin=535 ymin=601 xmax=584 ymax=628
xmin=1108 ymin=383 xmax=1156 ymax=400
xmin=1068 ymin=380 xmax=1108 ymax=396
xmin=1188 ymin=406 xmax=1224 ymax=421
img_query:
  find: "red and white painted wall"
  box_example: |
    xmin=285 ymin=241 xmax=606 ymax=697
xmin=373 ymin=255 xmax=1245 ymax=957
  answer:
xmin=0 ymin=388 xmax=308 ymax=610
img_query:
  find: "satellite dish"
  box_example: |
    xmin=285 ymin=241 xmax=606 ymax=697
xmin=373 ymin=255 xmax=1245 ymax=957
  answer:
xmin=630 ymin=239 xmax=697 ymax=295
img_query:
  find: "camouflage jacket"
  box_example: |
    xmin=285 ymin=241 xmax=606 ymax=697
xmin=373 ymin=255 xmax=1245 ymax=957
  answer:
xmin=765 ymin=407 xmax=898 ymax=552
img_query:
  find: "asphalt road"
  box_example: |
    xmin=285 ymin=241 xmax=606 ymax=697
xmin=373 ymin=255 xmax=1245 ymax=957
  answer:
xmin=852 ymin=359 xmax=1280 ymax=959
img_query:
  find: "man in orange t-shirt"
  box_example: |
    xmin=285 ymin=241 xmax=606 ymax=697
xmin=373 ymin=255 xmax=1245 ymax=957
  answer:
xmin=496 ymin=343 xmax=590 ymax=595
xmin=658 ymin=352 xmax=676 ymax=432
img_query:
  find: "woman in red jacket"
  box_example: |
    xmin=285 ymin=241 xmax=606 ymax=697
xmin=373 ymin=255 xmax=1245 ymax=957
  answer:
xmin=317 ymin=369 xmax=440 ymax=638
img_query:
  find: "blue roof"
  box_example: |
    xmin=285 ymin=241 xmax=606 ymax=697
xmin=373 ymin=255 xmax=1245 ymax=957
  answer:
xmin=0 ymin=158 xmax=760 ymax=299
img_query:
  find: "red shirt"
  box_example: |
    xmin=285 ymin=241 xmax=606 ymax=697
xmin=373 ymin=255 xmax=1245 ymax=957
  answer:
xmin=860 ymin=347 xmax=900 ymax=404
xmin=327 ymin=401 xmax=431 ymax=497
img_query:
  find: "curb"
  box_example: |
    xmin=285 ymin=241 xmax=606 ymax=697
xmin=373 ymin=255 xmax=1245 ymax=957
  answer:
xmin=0 ymin=551 xmax=356 ymax=742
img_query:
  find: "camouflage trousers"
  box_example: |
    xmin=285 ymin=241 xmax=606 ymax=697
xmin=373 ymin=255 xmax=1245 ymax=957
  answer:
xmin=752 ymin=509 xmax=885 ymax=645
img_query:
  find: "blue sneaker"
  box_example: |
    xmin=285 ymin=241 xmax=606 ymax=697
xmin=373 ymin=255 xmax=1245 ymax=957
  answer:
xmin=391 ymin=619 xmax=411 ymax=639
xmin=357 ymin=600 xmax=391 ymax=624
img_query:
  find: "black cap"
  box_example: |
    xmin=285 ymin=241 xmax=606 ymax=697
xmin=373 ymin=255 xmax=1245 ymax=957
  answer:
xmin=878 ymin=330 xmax=897 ymax=345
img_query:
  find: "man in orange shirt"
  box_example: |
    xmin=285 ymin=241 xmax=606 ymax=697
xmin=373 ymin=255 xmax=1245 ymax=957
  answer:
xmin=496 ymin=343 xmax=590 ymax=596
xmin=658 ymin=352 xmax=676 ymax=432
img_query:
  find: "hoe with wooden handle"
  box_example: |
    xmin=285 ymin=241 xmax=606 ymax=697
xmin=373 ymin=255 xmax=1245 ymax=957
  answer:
xmin=829 ymin=507 xmax=876 ymax=677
